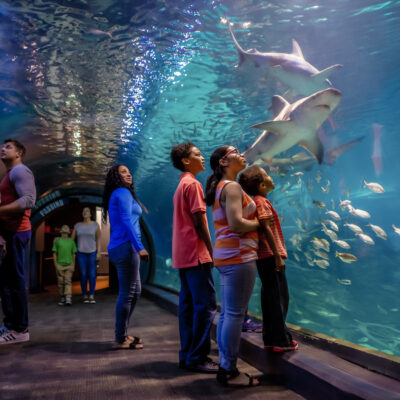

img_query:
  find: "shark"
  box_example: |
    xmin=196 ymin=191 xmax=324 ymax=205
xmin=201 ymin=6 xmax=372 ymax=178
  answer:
xmin=263 ymin=136 xmax=365 ymax=174
xmin=244 ymin=88 xmax=342 ymax=164
xmin=228 ymin=24 xmax=342 ymax=97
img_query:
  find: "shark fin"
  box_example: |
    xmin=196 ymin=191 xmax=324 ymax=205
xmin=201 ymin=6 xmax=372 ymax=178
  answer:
xmin=312 ymin=64 xmax=342 ymax=83
xmin=298 ymin=135 xmax=324 ymax=164
xmin=228 ymin=24 xmax=246 ymax=67
xmin=291 ymin=39 xmax=304 ymax=59
xmin=251 ymin=120 xmax=296 ymax=136
xmin=269 ymin=95 xmax=290 ymax=118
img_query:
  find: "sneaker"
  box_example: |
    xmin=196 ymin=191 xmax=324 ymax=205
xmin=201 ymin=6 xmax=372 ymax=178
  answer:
xmin=186 ymin=357 xmax=219 ymax=373
xmin=0 ymin=325 xmax=10 ymax=336
xmin=83 ymin=296 xmax=90 ymax=304
xmin=65 ymin=297 xmax=72 ymax=306
xmin=58 ymin=297 xmax=66 ymax=306
xmin=0 ymin=329 xmax=30 ymax=345
xmin=272 ymin=342 xmax=299 ymax=352
xmin=89 ymin=296 xmax=96 ymax=304
xmin=113 ymin=338 xmax=143 ymax=350
xmin=242 ymin=318 xmax=263 ymax=333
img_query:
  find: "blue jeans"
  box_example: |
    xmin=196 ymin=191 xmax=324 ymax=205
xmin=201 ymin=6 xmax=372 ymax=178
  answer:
xmin=178 ymin=263 xmax=217 ymax=366
xmin=217 ymin=261 xmax=257 ymax=371
xmin=77 ymin=251 xmax=97 ymax=296
xmin=108 ymin=241 xmax=141 ymax=343
xmin=0 ymin=230 xmax=31 ymax=332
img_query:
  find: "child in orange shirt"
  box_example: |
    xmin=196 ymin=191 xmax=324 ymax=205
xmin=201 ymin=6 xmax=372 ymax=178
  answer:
xmin=239 ymin=165 xmax=298 ymax=352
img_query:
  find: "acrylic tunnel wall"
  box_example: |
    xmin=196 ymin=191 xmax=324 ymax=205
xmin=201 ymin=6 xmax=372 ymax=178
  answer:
xmin=0 ymin=0 xmax=399 ymax=358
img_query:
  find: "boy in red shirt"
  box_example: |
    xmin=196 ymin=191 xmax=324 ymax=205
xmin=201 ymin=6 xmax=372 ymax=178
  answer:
xmin=239 ymin=165 xmax=298 ymax=352
xmin=170 ymin=142 xmax=218 ymax=373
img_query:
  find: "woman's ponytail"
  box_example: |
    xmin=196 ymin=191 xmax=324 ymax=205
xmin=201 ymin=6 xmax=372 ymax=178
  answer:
xmin=205 ymin=145 xmax=230 ymax=206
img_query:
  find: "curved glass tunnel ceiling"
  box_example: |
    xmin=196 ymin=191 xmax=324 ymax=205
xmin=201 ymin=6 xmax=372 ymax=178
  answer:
xmin=1 ymin=0 xmax=400 ymax=357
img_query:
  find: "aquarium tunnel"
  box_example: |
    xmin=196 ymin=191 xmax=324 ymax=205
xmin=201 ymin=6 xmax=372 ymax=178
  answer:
xmin=1 ymin=0 xmax=400 ymax=381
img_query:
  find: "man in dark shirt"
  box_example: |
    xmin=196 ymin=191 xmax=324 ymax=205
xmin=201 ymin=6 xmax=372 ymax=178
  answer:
xmin=0 ymin=139 xmax=36 ymax=344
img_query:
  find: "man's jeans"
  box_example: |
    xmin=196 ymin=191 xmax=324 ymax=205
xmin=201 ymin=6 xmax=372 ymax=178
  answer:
xmin=108 ymin=242 xmax=141 ymax=343
xmin=217 ymin=261 xmax=256 ymax=371
xmin=179 ymin=263 xmax=217 ymax=366
xmin=77 ymin=251 xmax=97 ymax=296
xmin=0 ymin=230 xmax=31 ymax=332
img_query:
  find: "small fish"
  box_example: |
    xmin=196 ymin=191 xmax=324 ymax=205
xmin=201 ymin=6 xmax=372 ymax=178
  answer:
xmin=326 ymin=210 xmax=341 ymax=220
xmin=169 ymin=115 xmax=176 ymax=123
xmin=313 ymin=200 xmax=326 ymax=209
xmin=344 ymin=223 xmax=363 ymax=234
xmin=346 ymin=188 xmax=350 ymax=198
xmin=311 ymin=237 xmax=325 ymax=249
xmin=321 ymin=180 xmax=331 ymax=193
xmin=313 ymin=249 xmax=329 ymax=259
xmin=393 ymin=225 xmax=400 ymax=235
xmin=325 ymin=219 xmax=339 ymax=232
xmin=356 ymin=233 xmax=375 ymax=245
xmin=165 ymin=258 xmax=172 ymax=267
xmin=331 ymin=199 xmax=335 ymax=209
xmin=321 ymin=239 xmax=330 ymax=251
xmin=291 ymin=171 xmax=304 ymax=177
xmin=294 ymin=253 xmax=300 ymax=262
xmin=364 ymin=180 xmax=384 ymax=194
xmin=313 ymin=259 xmax=330 ymax=269
xmin=339 ymin=199 xmax=351 ymax=210
xmin=306 ymin=258 xmax=314 ymax=267
xmin=315 ymin=174 xmax=322 ymax=183
xmin=367 ymin=223 xmax=387 ymax=240
xmin=88 ymin=29 xmax=113 ymax=38
xmin=337 ymin=278 xmax=352 ymax=285
xmin=335 ymin=251 xmax=357 ymax=263
xmin=333 ymin=239 xmax=351 ymax=249
xmin=350 ymin=208 xmax=371 ymax=219
xmin=322 ymin=223 xmax=338 ymax=241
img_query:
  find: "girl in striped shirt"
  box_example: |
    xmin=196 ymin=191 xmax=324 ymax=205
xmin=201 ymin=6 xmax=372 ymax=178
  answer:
xmin=205 ymin=145 xmax=260 ymax=387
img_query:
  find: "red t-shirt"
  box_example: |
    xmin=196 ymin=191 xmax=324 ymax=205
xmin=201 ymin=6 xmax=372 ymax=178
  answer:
xmin=172 ymin=172 xmax=212 ymax=268
xmin=254 ymin=195 xmax=287 ymax=259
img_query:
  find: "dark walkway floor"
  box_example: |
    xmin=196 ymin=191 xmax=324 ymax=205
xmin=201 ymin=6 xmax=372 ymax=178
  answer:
xmin=0 ymin=289 xmax=304 ymax=400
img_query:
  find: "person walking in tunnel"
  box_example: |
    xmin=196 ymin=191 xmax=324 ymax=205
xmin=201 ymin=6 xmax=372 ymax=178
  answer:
xmin=0 ymin=139 xmax=36 ymax=345
xmin=205 ymin=145 xmax=260 ymax=387
xmin=52 ymin=225 xmax=77 ymax=306
xmin=239 ymin=165 xmax=298 ymax=352
xmin=103 ymin=165 xmax=149 ymax=350
xmin=72 ymin=207 xmax=101 ymax=304
xmin=170 ymin=143 xmax=218 ymax=373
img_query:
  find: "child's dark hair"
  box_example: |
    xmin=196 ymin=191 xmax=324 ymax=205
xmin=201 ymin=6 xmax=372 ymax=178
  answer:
xmin=4 ymin=139 xmax=26 ymax=158
xmin=170 ymin=142 xmax=195 ymax=171
xmin=205 ymin=145 xmax=231 ymax=206
xmin=238 ymin=165 xmax=265 ymax=196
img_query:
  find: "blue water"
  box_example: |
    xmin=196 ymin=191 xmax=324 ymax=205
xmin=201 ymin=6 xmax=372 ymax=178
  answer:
xmin=1 ymin=0 xmax=400 ymax=356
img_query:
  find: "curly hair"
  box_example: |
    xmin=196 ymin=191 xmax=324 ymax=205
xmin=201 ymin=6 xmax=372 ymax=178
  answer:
xmin=170 ymin=142 xmax=195 ymax=171
xmin=102 ymin=165 xmax=138 ymax=223
xmin=205 ymin=145 xmax=231 ymax=206
xmin=238 ymin=165 xmax=265 ymax=196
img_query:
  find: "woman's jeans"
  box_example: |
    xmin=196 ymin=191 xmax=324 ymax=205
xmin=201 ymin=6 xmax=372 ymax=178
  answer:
xmin=108 ymin=242 xmax=141 ymax=343
xmin=217 ymin=261 xmax=257 ymax=371
xmin=77 ymin=251 xmax=97 ymax=296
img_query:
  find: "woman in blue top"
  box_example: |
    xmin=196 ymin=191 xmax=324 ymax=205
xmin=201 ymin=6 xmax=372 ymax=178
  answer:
xmin=103 ymin=165 xmax=149 ymax=349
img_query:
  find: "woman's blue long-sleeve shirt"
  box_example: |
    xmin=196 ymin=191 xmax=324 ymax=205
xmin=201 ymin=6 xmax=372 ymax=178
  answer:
xmin=107 ymin=187 xmax=144 ymax=252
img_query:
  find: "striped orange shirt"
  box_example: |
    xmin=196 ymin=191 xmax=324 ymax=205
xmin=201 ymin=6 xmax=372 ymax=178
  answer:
xmin=212 ymin=180 xmax=258 ymax=266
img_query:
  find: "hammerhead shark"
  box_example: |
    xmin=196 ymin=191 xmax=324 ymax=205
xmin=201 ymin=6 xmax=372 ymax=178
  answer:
xmin=229 ymin=24 xmax=342 ymax=97
xmin=244 ymin=88 xmax=342 ymax=164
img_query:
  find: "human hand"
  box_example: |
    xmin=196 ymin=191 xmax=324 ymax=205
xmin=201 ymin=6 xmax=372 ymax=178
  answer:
xmin=274 ymin=255 xmax=285 ymax=272
xmin=139 ymin=249 xmax=149 ymax=261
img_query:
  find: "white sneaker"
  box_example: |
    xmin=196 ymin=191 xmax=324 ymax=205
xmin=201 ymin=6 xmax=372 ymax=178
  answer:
xmin=0 ymin=330 xmax=30 ymax=344
xmin=65 ymin=297 xmax=72 ymax=306
xmin=0 ymin=325 xmax=10 ymax=336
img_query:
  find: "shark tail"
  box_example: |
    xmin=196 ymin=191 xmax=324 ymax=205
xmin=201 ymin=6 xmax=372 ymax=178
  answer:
xmin=228 ymin=23 xmax=246 ymax=67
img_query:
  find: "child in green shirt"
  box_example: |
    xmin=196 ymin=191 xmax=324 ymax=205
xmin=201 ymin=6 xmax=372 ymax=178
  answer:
xmin=52 ymin=225 xmax=77 ymax=306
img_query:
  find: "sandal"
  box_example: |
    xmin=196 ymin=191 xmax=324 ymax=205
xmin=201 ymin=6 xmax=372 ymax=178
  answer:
xmin=216 ymin=368 xmax=260 ymax=387
xmin=127 ymin=336 xmax=143 ymax=345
